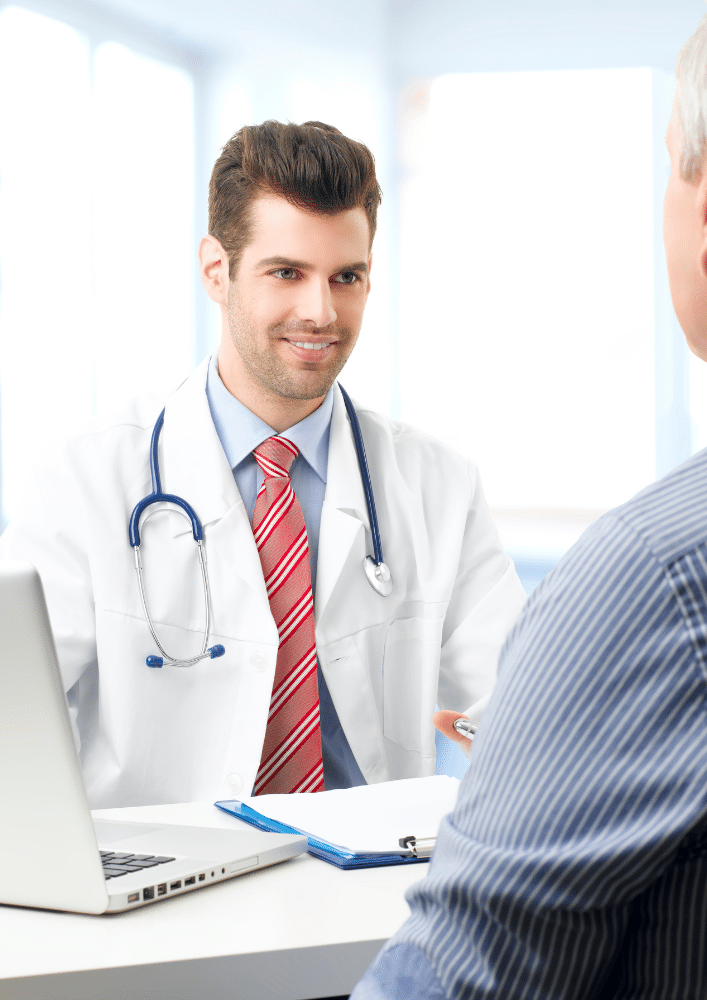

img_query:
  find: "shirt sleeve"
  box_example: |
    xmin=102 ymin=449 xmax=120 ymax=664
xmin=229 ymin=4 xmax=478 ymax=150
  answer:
xmin=354 ymin=511 xmax=707 ymax=999
xmin=352 ymin=941 xmax=447 ymax=999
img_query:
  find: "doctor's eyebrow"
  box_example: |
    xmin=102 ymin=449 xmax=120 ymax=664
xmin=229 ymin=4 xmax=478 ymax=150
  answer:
xmin=257 ymin=256 xmax=369 ymax=274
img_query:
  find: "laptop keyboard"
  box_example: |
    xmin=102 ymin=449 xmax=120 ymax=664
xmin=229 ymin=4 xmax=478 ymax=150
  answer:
xmin=100 ymin=851 xmax=176 ymax=880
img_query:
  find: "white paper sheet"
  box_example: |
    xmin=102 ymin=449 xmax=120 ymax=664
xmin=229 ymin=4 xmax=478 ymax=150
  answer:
xmin=240 ymin=775 xmax=460 ymax=854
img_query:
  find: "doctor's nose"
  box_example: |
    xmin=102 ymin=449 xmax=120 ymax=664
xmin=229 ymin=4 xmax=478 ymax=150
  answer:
xmin=295 ymin=277 xmax=337 ymax=328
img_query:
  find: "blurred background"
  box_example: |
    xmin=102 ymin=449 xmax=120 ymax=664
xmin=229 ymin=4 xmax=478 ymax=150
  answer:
xmin=1 ymin=0 xmax=706 ymax=596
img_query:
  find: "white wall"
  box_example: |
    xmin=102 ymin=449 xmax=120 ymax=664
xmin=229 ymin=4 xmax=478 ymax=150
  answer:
xmin=386 ymin=0 xmax=707 ymax=79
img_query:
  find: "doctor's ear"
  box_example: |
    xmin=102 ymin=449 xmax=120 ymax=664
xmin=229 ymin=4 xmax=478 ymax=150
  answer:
xmin=199 ymin=236 xmax=230 ymax=305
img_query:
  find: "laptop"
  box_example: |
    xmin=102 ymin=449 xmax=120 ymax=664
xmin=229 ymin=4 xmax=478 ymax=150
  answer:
xmin=0 ymin=560 xmax=307 ymax=914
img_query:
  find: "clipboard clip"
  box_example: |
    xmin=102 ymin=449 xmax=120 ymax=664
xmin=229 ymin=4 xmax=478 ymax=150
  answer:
xmin=398 ymin=835 xmax=436 ymax=859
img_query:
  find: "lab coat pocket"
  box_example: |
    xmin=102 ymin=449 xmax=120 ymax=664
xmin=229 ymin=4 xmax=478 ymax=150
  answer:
xmin=383 ymin=616 xmax=444 ymax=752
xmin=319 ymin=631 xmax=388 ymax=783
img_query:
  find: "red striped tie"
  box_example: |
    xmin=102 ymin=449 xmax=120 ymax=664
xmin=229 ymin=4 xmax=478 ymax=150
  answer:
xmin=251 ymin=436 xmax=324 ymax=795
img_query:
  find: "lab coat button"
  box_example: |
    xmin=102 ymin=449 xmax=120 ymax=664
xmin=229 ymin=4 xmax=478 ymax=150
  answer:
xmin=225 ymin=773 xmax=244 ymax=795
xmin=250 ymin=650 xmax=267 ymax=670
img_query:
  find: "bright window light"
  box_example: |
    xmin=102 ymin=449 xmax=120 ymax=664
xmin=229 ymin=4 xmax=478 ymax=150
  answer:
xmin=690 ymin=351 xmax=707 ymax=451
xmin=0 ymin=6 xmax=93 ymax=523
xmin=399 ymin=69 xmax=657 ymax=511
xmin=92 ymin=43 xmax=194 ymax=414
xmin=0 ymin=9 xmax=194 ymax=524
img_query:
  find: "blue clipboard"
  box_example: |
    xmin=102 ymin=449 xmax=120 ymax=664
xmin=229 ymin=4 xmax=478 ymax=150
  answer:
xmin=215 ymin=799 xmax=429 ymax=870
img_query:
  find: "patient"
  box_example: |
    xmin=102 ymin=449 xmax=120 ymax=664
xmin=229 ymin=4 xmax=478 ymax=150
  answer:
xmin=351 ymin=12 xmax=707 ymax=999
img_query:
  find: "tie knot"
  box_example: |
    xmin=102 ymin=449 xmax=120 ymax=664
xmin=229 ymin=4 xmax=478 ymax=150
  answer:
xmin=253 ymin=436 xmax=299 ymax=478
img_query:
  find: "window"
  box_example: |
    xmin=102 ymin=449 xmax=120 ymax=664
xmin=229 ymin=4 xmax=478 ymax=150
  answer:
xmin=0 ymin=5 xmax=194 ymax=524
xmin=398 ymin=68 xmax=687 ymax=582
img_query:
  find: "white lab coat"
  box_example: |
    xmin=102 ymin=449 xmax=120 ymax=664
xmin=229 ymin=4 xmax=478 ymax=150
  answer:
xmin=0 ymin=358 xmax=526 ymax=807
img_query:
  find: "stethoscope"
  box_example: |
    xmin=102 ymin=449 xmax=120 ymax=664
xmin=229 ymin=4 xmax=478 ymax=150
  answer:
xmin=129 ymin=383 xmax=392 ymax=668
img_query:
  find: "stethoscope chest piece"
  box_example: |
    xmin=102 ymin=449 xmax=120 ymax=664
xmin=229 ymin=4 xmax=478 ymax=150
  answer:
xmin=364 ymin=556 xmax=393 ymax=596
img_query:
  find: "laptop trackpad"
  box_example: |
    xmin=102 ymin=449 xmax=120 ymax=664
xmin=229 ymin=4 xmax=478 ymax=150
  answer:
xmin=93 ymin=819 xmax=169 ymax=843
xmin=92 ymin=818 xmax=293 ymax=859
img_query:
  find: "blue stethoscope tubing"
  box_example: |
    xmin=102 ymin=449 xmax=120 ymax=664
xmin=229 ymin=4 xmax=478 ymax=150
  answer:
xmin=129 ymin=383 xmax=392 ymax=668
xmin=129 ymin=409 xmax=225 ymax=669
xmin=337 ymin=384 xmax=393 ymax=597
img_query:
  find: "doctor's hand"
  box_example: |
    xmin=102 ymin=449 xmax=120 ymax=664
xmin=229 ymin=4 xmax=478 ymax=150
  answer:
xmin=433 ymin=710 xmax=473 ymax=745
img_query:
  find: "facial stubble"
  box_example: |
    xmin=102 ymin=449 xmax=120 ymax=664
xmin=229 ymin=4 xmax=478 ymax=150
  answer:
xmin=226 ymin=290 xmax=358 ymax=402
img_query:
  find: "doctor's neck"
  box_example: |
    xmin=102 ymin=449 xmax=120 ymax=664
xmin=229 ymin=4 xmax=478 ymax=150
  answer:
xmin=216 ymin=343 xmax=330 ymax=434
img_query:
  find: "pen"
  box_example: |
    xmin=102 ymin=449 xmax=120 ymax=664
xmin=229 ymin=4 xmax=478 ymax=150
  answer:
xmin=453 ymin=718 xmax=478 ymax=741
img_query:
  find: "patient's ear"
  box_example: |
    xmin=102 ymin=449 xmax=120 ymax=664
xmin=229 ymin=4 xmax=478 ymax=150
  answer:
xmin=698 ymin=163 xmax=707 ymax=277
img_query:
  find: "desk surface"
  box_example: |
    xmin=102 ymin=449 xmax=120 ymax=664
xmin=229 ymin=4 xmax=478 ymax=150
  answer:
xmin=0 ymin=801 xmax=425 ymax=1000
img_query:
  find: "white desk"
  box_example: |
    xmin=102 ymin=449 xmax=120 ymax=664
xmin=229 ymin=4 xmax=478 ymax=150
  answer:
xmin=0 ymin=802 xmax=426 ymax=1000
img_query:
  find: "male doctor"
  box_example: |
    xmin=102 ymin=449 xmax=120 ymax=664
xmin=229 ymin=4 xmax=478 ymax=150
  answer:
xmin=0 ymin=120 xmax=526 ymax=807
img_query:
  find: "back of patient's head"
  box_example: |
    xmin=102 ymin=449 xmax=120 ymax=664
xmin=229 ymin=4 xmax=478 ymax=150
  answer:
xmin=209 ymin=120 xmax=382 ymax=277
xmin=676 ymin=14 xmax=707 ymax=181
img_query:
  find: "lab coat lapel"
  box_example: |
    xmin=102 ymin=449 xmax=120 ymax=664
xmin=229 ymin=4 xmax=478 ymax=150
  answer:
xmin=315 ymin=386 xmax=370 ymax=628
xmin=161 ymin=358 xmax=239 ymax=527
xmin=159 ymin=358 xmax=268 ymax=603
xmin=316 ymin=388 xmax=389 ymax=783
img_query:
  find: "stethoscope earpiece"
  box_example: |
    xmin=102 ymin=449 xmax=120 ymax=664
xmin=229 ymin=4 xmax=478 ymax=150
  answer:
xmin=146 ymin=644 xmax=225 ymax=669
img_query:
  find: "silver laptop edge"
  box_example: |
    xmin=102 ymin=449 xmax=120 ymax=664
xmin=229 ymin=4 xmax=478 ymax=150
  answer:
xmin=0 ymin=560 xmax=307 ymax=914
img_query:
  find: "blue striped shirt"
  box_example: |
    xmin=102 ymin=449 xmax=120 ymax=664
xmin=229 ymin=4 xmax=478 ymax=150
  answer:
xmin=352 ymin=448 xmax=707 ymax=999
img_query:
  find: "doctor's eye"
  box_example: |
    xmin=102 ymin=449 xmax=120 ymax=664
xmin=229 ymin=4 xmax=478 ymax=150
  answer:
xmin=272 ymin=268 xmax=298 ymax=280
xmin=332 ymin=271 xmax=359 ymax=285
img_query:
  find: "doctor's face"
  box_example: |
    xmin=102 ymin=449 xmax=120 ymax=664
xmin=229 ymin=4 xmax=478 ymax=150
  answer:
xmin=222 ymin=193 xmax=371 ymax=407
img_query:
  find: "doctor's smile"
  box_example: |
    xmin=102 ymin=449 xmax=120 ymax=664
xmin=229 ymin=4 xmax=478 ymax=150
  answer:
xmin=283 ymin=337 xmax=338 ymax=361
xmin=289 ymin=340 xmax=332 ymax=350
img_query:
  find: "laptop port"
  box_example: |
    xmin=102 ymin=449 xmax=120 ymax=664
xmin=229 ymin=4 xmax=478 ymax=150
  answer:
xmin=198 ymin=873 xmax=205 ymax=881
xmin=157 ymin=883 xmax=167 ymax=896
xmin=143 ymin=887 xmax=154 ymax=901
xmin=170 ymin=880 xmax=182 ymax=890
xmin=128 ymin=892 xmax=140 ymax=903
xmin=185 ymin=876 xmax=196 ymax=885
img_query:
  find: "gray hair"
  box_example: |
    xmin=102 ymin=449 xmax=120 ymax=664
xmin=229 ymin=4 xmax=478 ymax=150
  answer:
xmin=676 ymin=13 xmax=707 ymax=181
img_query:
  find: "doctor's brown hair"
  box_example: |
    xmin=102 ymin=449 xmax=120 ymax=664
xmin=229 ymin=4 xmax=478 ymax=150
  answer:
xmin=208 ymin=120 xmax=382 ymax=277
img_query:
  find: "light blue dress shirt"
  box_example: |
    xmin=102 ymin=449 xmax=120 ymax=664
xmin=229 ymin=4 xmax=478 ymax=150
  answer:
xmin=205 ymin=353 xmax=366 ymax=791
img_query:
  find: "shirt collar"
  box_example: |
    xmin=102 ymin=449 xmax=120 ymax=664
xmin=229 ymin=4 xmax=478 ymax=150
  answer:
xmin=206 ymin=352 xmax=333 ymax=484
